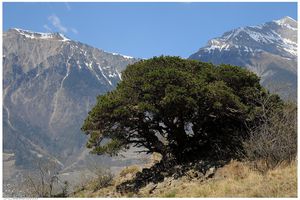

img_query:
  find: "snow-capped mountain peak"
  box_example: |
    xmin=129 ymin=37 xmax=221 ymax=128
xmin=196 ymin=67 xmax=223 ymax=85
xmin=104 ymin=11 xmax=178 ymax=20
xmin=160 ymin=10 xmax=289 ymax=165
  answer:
xmin=10 ymin=28 xmax=70 ymax=41
xmin=189 ymin=17 xmax=297 ymax=98
xmin=5 ymin=28 xmax=138 ymax=83
xmin=274 ymin=16 xmax=297 ymax=27
xmin=194 ymin=17 xmax=297 ymax=59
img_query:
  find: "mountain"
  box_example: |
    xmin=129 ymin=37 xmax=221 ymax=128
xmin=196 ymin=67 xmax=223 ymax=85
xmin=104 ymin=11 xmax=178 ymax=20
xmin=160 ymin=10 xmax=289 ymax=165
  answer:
xmin=3 ymin=28 xmax=142 ymax=191
xmin=189 ymin=16 xmax=297 ymax=98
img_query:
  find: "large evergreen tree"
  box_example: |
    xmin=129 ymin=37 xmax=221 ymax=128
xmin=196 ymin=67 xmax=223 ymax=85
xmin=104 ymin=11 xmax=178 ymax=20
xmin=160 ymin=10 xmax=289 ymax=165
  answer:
xmin=82 ymin=56 xmax=282 ymax=162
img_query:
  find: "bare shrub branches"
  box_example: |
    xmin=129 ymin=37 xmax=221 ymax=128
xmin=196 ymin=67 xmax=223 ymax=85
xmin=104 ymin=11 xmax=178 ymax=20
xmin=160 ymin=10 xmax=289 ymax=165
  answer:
xmin=243 ymin=90 xmax=297 ymax=171
xmin=23 ymin=160 xmax=69 ymax=197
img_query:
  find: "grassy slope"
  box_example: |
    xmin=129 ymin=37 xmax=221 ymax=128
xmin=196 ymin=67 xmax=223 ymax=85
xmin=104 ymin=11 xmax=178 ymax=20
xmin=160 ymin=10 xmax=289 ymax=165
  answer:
xmin=144 ymin=160 xmax=297 ymax=197
xmin=72 ymin=160 xmax=297 ymax=198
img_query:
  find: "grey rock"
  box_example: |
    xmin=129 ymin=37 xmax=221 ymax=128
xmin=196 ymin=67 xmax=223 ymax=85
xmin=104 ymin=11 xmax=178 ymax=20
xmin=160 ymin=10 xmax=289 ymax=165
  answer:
xmin=205 ymin=167 xmax=216 ymax=179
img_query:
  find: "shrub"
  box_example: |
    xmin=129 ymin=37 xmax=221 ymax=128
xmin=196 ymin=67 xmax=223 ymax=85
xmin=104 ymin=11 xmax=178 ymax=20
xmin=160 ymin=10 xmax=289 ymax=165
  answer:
xmin=243 ymin=101 xmax=297 ymax=171
xmin=90 ymin=169 xmax=113 ymax=192
xmin=23 ymin=160 xmax=68 ymax=197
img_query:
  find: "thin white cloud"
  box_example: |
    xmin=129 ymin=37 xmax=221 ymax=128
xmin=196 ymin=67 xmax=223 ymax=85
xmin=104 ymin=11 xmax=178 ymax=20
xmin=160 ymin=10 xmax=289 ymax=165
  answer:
xmin=48 ymin=14 xmax=68 ymax=33
xmin=45 ymin=14 xmax=78 ymax=35
xmin=43 ymin=24 xmax=52 ymax=32
xmin=71 ymin=28 xmax=78 ymax=34
xmin=64 ymin=2 xmax=71 ymax=11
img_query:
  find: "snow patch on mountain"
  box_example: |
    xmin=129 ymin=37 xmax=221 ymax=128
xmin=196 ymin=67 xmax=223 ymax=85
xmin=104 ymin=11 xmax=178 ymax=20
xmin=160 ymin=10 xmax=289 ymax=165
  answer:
xmin=112 ymin=52 xmax=134 ymax=59
xmin=116 ymin=69 xmax=122 ymax=81
xmin=274 ymin=16 xmax=297 ymax=30
xmin=97 ymin=64 xmax=112 ymax=86
xmin=58 ymin=33 xmax=71 ymax=41
xmin=13 ymin=28 xmax=70 ymax=42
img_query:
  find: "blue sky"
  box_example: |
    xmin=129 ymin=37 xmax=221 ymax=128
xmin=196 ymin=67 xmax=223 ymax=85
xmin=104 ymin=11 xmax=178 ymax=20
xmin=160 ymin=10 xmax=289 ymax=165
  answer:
xmin=3 ymin=2 xmax=297 ymax=58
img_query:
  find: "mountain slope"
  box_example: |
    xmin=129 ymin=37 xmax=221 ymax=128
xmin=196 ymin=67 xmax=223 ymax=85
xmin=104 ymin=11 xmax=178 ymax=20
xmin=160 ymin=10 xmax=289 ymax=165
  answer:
xmin=189 ymin=16 xmax=297 ymax=98
xmin=3 ymin=28 xmax=139 ymax=181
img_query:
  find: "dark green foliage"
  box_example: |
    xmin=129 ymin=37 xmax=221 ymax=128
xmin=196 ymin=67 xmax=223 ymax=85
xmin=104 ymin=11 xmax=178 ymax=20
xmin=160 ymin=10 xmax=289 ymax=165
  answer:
xmin=82 ymin=56 xmax=282 ymax=162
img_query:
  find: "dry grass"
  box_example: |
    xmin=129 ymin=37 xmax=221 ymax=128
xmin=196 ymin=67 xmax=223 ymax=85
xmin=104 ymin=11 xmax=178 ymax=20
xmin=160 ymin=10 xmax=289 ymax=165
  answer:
xmin=119 ymin=165 xmax=141 ymax=179
xmin=149 ymin=160 xmax=297 ymax=198
xmin=72 ymin=160 xmax=297 ymax=198
xmin=72 ymin=165 xmax=141 ymax=197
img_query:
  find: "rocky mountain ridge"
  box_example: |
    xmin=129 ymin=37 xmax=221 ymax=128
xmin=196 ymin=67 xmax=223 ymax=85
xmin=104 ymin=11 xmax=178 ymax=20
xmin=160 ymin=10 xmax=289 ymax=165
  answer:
xmin=189 ymin=16 xmax=297 ymax=98
xmin=3 ymin=28 xmax=140 ymax=189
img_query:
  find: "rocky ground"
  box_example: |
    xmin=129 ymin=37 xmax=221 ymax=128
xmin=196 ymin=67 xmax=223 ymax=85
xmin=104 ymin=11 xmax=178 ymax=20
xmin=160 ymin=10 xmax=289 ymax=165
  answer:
xmin=115 ymin=159 xmax=224 ymax=194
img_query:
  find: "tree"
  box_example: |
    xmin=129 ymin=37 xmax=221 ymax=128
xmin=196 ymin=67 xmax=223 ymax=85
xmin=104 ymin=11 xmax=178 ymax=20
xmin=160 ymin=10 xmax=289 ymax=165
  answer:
xmin=82 ymin=56 xmax=282 ymax=162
